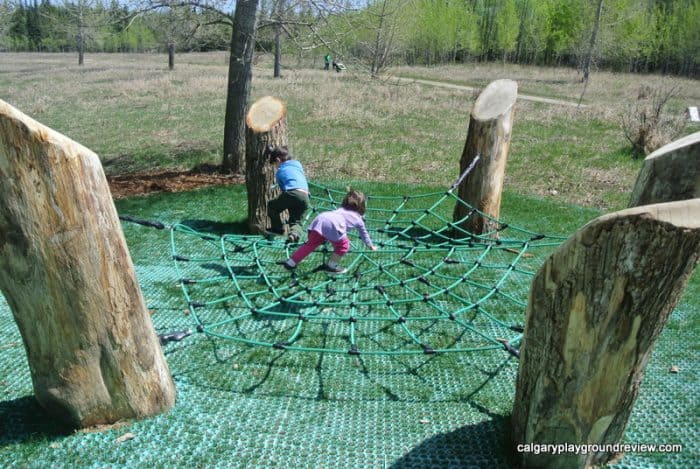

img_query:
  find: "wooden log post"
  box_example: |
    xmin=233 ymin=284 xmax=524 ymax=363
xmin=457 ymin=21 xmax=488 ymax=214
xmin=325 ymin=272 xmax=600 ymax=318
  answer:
xmin=0 ymin=99 xmax=175 ymax=428
xmin=512 ymin=199 xmax=700 ymax=468
xmin=453 ymin=79 xmax=517 ymax=236
xmin=245 ymin=95 xmax=288 ymax=234
xmin=629 ymin=130 xmax=700 ymax=207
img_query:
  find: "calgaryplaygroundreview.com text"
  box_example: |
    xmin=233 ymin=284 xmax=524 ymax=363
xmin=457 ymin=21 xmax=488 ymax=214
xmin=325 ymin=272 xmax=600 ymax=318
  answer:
xmin=516 ymin=443 xmax=683 ymax=455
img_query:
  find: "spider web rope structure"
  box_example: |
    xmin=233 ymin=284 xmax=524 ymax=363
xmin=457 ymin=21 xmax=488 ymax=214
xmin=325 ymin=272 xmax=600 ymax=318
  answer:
xmin=168 ymin=181 xmax=566 ymax=356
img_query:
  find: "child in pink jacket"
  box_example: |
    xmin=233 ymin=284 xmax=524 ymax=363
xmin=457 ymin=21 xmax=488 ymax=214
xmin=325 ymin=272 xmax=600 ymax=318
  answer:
xmin=281 ymin=190 xmax=377 ymax=273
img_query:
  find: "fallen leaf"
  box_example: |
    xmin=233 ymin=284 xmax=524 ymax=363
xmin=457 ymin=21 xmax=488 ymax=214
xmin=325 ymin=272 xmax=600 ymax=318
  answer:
xmin=116 ymin=432 xmax=136 ymax=444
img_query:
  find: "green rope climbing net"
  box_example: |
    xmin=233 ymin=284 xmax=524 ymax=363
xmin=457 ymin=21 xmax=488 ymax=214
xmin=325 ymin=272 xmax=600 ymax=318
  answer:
xmin=167 ymin=181 xmax=566 ymax=356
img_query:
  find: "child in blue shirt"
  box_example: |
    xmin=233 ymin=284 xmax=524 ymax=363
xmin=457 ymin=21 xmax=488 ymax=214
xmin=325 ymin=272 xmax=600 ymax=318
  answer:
xmin=267 ymin=146 xmax=310 ymax=243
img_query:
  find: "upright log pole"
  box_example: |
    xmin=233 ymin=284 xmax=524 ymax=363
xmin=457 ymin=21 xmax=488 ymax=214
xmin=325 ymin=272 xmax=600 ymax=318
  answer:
xmin=512 ymin=200 xmax=700 ymax=468
xmin=453 ymin=79 xmax=517 ymax=236
xmin=628 ymin=130 xmax=700 ymax=207
xmin=245 ymin=95 xmax=289 ymax=234
xmin=0 ymin=100 xmax=175 ymax=428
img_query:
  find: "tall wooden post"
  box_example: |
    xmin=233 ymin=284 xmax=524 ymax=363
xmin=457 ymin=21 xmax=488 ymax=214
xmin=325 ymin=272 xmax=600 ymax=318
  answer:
xmin=629 ymin=130 xmax=700 ymax=207
xmin=245 ymin=95 xmax=289 ymax=234
xmin=453 ymin=79 xmax=517 ymax=236
xmin=512 ymin=200 xmax=700 ymax=468
xmin=0 ymin=99 xmax=176 ymax=428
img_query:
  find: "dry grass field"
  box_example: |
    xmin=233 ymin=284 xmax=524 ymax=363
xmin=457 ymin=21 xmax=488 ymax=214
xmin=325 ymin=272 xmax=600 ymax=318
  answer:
xmin=1 ymin=51 xmax=698 ymax=210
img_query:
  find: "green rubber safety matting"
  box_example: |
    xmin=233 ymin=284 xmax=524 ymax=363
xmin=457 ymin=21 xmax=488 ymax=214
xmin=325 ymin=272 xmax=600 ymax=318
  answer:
xmin=0 ymin=182 xmax=697 ymax=468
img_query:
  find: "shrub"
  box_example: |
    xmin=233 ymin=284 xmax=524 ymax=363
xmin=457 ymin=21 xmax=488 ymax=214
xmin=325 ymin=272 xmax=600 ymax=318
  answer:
xmin=621 ymin=84 xmax=685 ymax=158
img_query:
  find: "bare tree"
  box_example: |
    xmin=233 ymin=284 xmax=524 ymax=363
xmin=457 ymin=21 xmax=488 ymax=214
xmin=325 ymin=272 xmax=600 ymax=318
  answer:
xmin=222 ymin=0 xmax=260 ymax=173
xmin=47 ymin=0 xmax=106 ymax=65
xmin=338 ymin=0 xmax=408 ymax=76
xmin=582 ymin=0 xmax=603 ymax=83
xmin=147 ymin=5 xmax=209 ymax=70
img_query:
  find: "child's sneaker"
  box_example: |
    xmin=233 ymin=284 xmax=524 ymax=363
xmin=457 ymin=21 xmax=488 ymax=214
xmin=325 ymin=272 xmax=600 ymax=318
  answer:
xmin=323 ymin=264 xmax=347 ymax=274
xmin=277 ymin=260 xmax=295 ymax=271
xmin=263 ymin=227 xmax=284 ymax=238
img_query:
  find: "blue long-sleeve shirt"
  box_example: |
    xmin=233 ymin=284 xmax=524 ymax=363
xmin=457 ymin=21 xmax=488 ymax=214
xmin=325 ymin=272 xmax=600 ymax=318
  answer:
xmin=276 ymin=160 xmax=309 ymax=192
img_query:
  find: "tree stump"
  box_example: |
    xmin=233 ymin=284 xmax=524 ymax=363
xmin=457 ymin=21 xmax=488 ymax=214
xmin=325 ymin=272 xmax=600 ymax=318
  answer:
xmin=512 ymin=199 xmax=700 ymax=468
xmin=453 ymin=79 xmax=517 ymax=236
xmin=629 ymin=130 xmax=700 ymax=207
xmin=0 ymin=99 xmax=175 ymax=428
xmin=245 ymin=95 xmax=288 ymax=234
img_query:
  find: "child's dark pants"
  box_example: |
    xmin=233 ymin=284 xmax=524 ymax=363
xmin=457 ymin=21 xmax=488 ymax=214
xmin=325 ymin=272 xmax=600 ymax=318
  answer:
xmin=268 ymin=189 xmax=310 ymax=239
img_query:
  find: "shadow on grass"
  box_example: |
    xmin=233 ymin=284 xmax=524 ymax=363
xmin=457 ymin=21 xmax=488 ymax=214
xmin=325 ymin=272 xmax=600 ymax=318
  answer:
xmin=389 ymin=413 xmax=515 ymax=468
xmin=103 ymin=146 xmax=219 ymax=175
xmin=0 ymin=396 xmax=73 ymax=444
xmin=180 ymin=219 xmax=248 ymax=236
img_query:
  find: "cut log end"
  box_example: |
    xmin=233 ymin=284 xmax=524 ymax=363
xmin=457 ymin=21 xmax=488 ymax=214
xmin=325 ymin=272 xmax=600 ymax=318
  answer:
xmin=245 ymin=96 xmax=286 ymax=133
xmin=644 ymin=130 xmax=700 ymax=162
xmin=472 ymin=79 xmax=518 ymax=121
xmin=605 ymin=199 xmax=700 ymax=229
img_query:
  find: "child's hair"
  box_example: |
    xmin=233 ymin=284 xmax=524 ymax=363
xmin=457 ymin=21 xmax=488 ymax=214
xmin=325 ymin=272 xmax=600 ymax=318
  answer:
xmin=267 ymin=145 xmax=290 ymax=163
xmin=341 ymin=189 xmax=367 ymax=215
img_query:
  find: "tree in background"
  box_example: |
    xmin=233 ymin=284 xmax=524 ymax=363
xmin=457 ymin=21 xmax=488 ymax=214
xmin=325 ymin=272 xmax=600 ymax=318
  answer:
xmin=0 ymin=1 xmax=12 ymax=43
xmin=256 ymin=0 xmax=307 ymax=78
xmin=329 ymin=0 xmax=409 ymax=76
xmin=581 ymin=0 xmax=603 ymax=83
xmin=408 ymin=0 xmax=479 ymax=64
xmin=476 ymin=0 xmax=519 ymax=62
xmin=513 ymin=0 xmax=551 ymax=64
xmin=61 ymin=0 xmax=106 ymax=65
xmin=542 ymin=0 xmax=585 ymax=65
xmin=148 ymin=4 xmax=205 ymax=69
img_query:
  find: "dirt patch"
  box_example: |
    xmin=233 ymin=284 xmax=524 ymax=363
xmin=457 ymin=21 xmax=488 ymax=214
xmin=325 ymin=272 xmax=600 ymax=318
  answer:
xmin=107 ymin=164 xmax=244 ymax=199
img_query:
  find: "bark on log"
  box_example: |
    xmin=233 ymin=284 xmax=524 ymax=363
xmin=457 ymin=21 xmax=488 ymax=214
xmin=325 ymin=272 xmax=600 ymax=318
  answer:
xmin=0 ymin=99 xmax=175 ymax=428
xmin=245 ymin=95 xmax=288 ymax=234
xmin=629 ymin=130 xmax=700 ymax=207
xmin=453 ymin=79 xmax=517 ymax=236
xmin=512 ymin=199 xmax=700 ymax=468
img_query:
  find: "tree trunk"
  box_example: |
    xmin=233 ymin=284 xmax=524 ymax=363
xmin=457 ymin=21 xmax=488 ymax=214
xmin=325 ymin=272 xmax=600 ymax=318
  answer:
xmin=273 ymin=23 xmax=281 ymax=78
xmin=222 ymin=0 xmax=260 ymax=173
xmin=168 ymin=42 xmax=175 ymax=71
xmin=0 ymin=99 xmax=176 ymax=428
xmin=582 ymin=0 xmax=603 ymax=83
xmin=453 ymin=79 xmax=517 ymax=237
xmin=78 ymin=28 xmax=85 ymax=66
xmin=512 ymin=199 xmax=700 ymax=468
xmin=628 ymin=130 xmax=700 ymax=207
xmin=245 ymin=96 xmax=288 ymax=233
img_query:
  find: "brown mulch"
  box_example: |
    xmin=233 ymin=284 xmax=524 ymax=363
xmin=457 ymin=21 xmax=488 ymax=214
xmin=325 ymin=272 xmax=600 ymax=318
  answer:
xmin=107 ymin=164 xmax=244 ymax=199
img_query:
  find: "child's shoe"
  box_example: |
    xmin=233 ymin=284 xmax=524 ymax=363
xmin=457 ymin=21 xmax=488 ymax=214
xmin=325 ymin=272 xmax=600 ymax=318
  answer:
xmin=323 ymin=264 xmax=347 ymax=274
xmin=265 ymin=227 xmax=285 ymax=238
xmin=277 ymin=260 xmax=295 ymax=271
